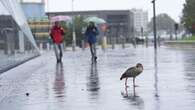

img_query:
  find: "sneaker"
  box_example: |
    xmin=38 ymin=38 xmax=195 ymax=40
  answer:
xmin=94 ymin=56 xmax=97 ymax=61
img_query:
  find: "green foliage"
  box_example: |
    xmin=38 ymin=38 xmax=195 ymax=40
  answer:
xmin=74 ymin=16 xmax=88 ymax=46
xmin=60 ymin=16 xmax=88 ymax=46
xmin=183 ymin=35 xmax=195 ymax=41
xmin=61 ymin=22 xmax=72 ymax=45
xmin=148 ymin=13 xmax=176 ymax=34
xmin=182 ymin=0 xmax=195 ymax=34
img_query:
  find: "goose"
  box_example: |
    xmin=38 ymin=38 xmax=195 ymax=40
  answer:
xmin=120 ymin=63 xmax=143 ymax=87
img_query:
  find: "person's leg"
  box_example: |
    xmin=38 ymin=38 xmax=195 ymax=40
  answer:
xmin=53 ymin=44 xmax=59 ymax=61
xmin=93 ymin=43 xmax=97 ymax=57
xmin=58 ymin=44 xmax=63 ymax=62
xmin=58 ymin=44 xmax=63 ymax=57
xmin=93 ymin=43 xmax=97 ymax=60
xmin=89 ymin=42 xmax=94 ymax=57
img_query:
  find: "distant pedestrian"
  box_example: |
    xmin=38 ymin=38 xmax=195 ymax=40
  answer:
xmin=85 ymin=22 xmax=99 ymax=61
xmin=50 ymin=21 xmax=65 ymax=63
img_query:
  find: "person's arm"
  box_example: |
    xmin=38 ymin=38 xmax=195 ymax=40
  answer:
xmin=85 ymin=27 xmax=89 ymax=36
xmin=49 ymin=27 xmax=55 ymax=43
xmin=60 ymin=27 xmax=65 ymax=35
xmin=94 ymin=27 xmax=99 ymax=36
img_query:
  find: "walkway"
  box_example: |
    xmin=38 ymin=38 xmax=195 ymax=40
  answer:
xmin=0 ymin=46 xmax=195 ymax=110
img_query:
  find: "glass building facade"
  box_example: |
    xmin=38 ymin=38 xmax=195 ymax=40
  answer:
xmin=0 ymin=0 xmax=39 ymax=73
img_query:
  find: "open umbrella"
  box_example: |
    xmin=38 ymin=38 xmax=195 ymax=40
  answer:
xmin=50 ymin=15 xmax=71 ymax=22
xmin=84 ymin=16 xmax=106 ymax=24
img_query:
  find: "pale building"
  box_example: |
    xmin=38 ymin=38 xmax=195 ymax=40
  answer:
xmin=18 ymin=0 xmax=45 ymax=18
xmin=131 ymin=9 xmax=148 ymax=34
xmin=17 ymin=0 xmax=50 ymax=47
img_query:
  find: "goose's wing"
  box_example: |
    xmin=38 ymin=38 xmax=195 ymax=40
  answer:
xmin=124 ymin=66 xmax=136 ymax=77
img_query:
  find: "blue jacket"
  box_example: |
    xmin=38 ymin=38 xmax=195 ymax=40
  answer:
xmin=85 ymin=26 xmax=99 ymax=44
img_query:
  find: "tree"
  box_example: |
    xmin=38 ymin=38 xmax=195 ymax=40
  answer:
xmin=74 ymin=16 xmax=87 ymax=47
xmin=60 ymin=16 xmax=87 ymax=46
xmin=148 ymin=13 xmax=176 ymax=34
xmin=182 ymin=0 xmax=195 ymax=34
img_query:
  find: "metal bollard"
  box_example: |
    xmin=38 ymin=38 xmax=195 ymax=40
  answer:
xmin=81 ymin=40 xmax=85 ymax=50
xmin=101 ymin=36 xmax=107 ymax=50
xmin=122 ymin=37 xmax=125 ymax=49
xmin=63 ymin=41 xmax=66 ymax=51
xmin=46 ymin=43 xmax=50 ymax=51
xmin=145 ymin=36 xmax=149 ymax=48
xmin=111 ymin=37 xmax=115 ymax=49
xmin=39 ymin=43 xmax=43 ymax=50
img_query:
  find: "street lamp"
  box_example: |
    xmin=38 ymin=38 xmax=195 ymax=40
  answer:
xmin=152 ymin=0 xmax=157 ymax=49
xmin=72 ymin=0 xmax=76 ymax=51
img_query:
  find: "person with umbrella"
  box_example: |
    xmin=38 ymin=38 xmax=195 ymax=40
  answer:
xmin=50 ymin=21 xmax=65 ymax=63
xmin=85 ymin=21 xmax=99 ymax=61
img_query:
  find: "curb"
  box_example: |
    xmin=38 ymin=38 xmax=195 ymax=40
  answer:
xmin=0 ymin=54 xmax=40 ymax=74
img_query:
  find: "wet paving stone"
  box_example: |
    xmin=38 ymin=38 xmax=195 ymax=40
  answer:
xmin=1 ymin=46 xmax=195 ymax=110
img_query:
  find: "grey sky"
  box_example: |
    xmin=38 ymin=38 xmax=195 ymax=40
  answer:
xmin=44 ymin=0 xmax=185 ymax=22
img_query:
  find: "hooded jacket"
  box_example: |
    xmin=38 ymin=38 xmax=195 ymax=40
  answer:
xmin=50 ymin=26 xmax=65 ymax=44
xmin=85 ymin=26 xmax=99 ymax=44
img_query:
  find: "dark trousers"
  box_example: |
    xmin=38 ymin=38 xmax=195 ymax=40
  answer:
xmin=89 ymin=43 xmax=96 ymax=57
xmin=53 ymin=44 xmax=63 ymax=61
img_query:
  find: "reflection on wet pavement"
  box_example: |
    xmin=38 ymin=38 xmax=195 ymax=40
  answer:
xmin=53 ymin=62 xmax=65 ymax=100
xmin=87 ymin=59 xmax=100 ymax=100
xmin=1 ymin=46 xmax=195 ymax=110
xmin=154 ymin=49 xmax=159 ymax=98
xmin=121 ymin=87 xmax=144 ymax=110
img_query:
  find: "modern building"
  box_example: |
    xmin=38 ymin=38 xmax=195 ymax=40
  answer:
xmin=28 ymin=17 xmax=50 ymax=48
xmin=0 ymin=0 xmax=39 ymax=73
xmin=131 ymin=9 xmax=148 ymax=35
xmin=18 ymin=0 xmax=45 ymax=18
xmin=17 ymin=0 xmax=148 ymax=45
xmin=18 ymin=0 xmax=50 ymax=48
xmin=46 ymin=10 xmax=135 ymax=44
xmin=0 ymin=15 xmax=19 ymax=54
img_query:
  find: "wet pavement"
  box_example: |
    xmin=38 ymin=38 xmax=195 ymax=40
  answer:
xmin=0 ymin=45 xmax=195 ymax=110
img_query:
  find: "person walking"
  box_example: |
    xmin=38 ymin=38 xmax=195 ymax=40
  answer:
xmin=85 ymin=22 xmax=99 ymax=61
xmin=50 ymin=21 xmax=65 ymax=63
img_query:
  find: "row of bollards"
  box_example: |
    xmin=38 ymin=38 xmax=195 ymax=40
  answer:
xmin=38 ymin=36 xmax=164 ymax=51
